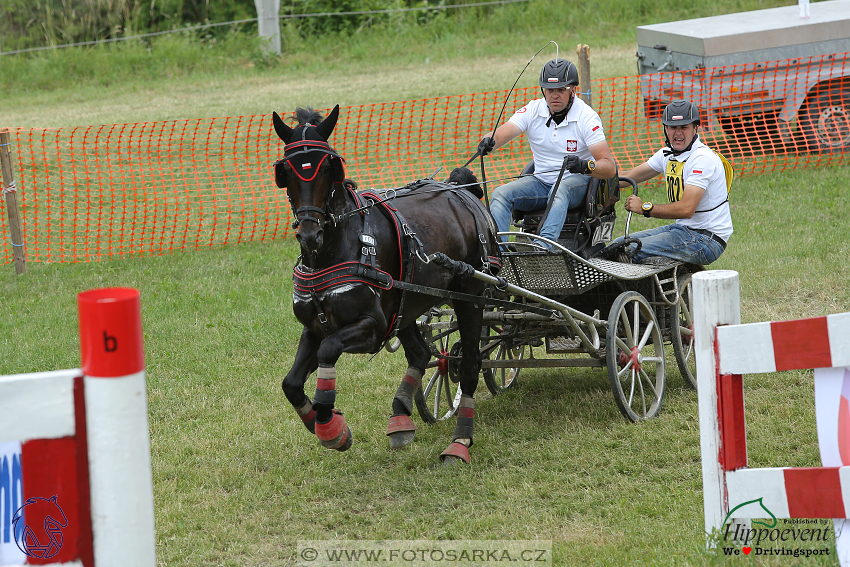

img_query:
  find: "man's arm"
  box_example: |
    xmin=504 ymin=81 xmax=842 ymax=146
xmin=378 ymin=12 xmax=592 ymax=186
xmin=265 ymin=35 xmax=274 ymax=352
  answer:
xmin=482 ymin=122 xmax=522 ymax=151
xmin=618 ymin=162 xmax=658 ymax=186
xmin=586 ymin=140 xmax=617 ymax=179
xmin=624 ymin=183 xmax=704 ymax=219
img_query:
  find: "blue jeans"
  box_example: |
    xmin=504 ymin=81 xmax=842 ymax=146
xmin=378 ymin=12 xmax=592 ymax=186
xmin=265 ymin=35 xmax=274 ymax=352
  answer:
xmin=612 ymin=224 xmax=725 ymax=265
xmin=490 ymin=174 xmax=590 ymax=245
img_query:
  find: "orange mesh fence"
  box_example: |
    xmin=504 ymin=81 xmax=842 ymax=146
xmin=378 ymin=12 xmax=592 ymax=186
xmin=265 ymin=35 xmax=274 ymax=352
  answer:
xmin=2 ymin=52 xmax=847 ymax=265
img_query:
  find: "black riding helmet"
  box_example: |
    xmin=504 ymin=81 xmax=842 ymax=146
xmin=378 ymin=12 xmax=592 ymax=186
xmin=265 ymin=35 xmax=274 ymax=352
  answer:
xmin=662 ymin=99 xmax=701 ymax=155
xmin=540 ymin=59 xmax=579 ymax=126
xmin=662 ymin=99 xmax=701 ymax=126
xmin=539 ymin=59 xmax=579 ymax=89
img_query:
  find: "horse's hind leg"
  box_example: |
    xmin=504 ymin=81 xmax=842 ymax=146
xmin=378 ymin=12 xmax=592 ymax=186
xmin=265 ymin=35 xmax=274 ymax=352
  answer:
xmin=439 ymin=299 xmax=483 ymax=465
xmin=386 ymin=324 xmax=430 ymax=449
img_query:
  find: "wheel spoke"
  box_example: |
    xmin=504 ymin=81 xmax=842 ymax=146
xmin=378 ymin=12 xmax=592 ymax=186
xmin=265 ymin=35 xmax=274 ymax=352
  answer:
xmin=619 ymin=309 xmax=635 ymax=346
xmin=638 ymin=367 xmax=659 ymax=398
xmin=638 ymin=319 xmax=655 ymax=350
xmin=616 ymin=336 xmax=632 ymax=354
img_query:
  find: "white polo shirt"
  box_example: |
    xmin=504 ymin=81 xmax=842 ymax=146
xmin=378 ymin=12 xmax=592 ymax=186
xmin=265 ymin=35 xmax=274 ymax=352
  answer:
xmin=645 ymin=137 xmax=734 ymax=241
xmin=508 ymin=96 xmax=607 ymax=185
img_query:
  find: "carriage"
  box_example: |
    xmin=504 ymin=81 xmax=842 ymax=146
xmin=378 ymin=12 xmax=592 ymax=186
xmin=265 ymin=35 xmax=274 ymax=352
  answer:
xmin=412 ymin=172 xmax=701 ymax=424
xmin=274 ymin=105 xmax=703 ymax=464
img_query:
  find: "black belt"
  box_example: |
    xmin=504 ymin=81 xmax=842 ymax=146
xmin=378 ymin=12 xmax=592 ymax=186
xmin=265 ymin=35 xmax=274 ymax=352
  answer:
xmin=690 ymin=228 xmax=727 ymax=250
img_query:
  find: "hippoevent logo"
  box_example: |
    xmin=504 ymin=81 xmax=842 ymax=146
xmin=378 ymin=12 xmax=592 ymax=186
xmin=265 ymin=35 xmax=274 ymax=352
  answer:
xmin=12 ymin=496 xmax=67 ymax=559
xmin=720 ymin=498 xmax=832 ymax=558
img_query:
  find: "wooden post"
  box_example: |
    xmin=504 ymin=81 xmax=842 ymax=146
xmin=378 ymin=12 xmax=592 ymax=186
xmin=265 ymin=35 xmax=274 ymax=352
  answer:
xmin=576 ymin=44 xmax=592 ymax=108
xmin=693 ymin=270 xmax=741 ymax=545
xmin=254 ymin=0 xmax=281 ymax=54
xmin=0 ymin=130 xmax=26 ymax=274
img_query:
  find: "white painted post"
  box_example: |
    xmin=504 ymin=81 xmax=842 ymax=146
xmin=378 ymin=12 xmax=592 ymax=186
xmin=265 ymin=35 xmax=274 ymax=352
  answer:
xmin=693 ymin=270 xmax=741 ymax=543
xmin=254 ymin=0 xmax=281 ymax=54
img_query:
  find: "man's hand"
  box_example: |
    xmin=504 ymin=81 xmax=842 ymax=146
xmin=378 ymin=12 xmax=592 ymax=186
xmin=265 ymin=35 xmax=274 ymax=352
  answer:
xmin=564 ymin=155 xmax=593 ymax=174
xmin=477 ymin=136 xmax=495 ymax=157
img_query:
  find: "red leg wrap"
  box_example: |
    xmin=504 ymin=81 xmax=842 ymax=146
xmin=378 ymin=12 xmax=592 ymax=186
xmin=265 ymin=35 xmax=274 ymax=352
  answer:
xmin=315 ymin=410 xmax=352 ymax=451
xmin=440 ymin=441 xmax=471 ymax=464
xmin=386 ymin=414 xmax=417 ymax=435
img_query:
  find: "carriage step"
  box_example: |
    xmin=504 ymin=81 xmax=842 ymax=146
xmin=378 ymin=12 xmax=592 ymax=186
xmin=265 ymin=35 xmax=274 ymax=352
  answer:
xmin=546 ymin=336 xmax=584 ymax=353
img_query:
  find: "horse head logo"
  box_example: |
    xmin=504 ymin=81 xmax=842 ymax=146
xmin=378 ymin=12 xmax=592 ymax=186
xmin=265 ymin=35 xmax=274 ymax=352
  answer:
xmin=12 ymin=495 xmax=68 ymax=559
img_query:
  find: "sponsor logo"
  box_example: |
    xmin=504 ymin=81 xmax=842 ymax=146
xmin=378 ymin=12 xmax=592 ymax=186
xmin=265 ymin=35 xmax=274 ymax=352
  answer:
xmin=12 ymin=496 xmax=67 ymax=559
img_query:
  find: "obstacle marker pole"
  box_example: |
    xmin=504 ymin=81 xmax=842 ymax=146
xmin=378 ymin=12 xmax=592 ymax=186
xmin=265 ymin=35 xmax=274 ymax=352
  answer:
xmin=77 ymin=287 xmax=156 ymax=566
xmin=693 ymin=270 xmax=741 ymax=544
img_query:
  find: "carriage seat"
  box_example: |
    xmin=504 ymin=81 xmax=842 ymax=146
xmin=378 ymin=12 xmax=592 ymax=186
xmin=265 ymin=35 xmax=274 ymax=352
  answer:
xmin=510 ymin=161 xmax=620 ymax=258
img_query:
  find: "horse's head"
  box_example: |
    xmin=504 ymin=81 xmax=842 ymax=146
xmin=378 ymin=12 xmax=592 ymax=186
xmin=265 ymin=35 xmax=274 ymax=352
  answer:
xmin=273 ymin=105 xmax=345 ymax=254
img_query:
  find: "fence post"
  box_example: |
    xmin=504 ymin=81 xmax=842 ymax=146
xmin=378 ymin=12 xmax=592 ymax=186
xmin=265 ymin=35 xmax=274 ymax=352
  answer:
xmin=576 ymin=44 xmax=591 ymax=107
xmin=0 ymin=130 xmax=26 ymax=274
xmin=254 ymin=0 xmax=281 ymax=54
xmin=693 ymin=270 xmax=741 ymax=544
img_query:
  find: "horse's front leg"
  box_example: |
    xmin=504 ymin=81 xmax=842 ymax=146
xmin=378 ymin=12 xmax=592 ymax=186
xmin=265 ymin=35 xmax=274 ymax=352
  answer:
xmin=312 ymin=315 xmax=385 ymax=452
xmin=386 ymin=324 xmax=431 ymax=449
xmin=440 ymin=299 xmax=483 ymax=465
xmin=282 ymin=327 xmax=321 ymax=434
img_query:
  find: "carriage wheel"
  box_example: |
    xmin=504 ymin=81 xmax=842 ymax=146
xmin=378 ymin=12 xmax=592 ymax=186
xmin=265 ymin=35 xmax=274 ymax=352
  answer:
xmin=415 ymin=306 xmax=463 ymax=423
xmin=606 ymin=291 xmax=666 ymax=422
xmin=671 ymin=272 xmax=698 ymax=389
xmin=482 ymin=331 xmax=523 ymax=395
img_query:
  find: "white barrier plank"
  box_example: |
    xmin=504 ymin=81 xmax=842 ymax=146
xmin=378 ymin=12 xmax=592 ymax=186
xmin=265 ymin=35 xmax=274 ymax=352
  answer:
xmin=726 ymin=468 xmax=791 ymax=518
xmin=0 ymin=369 xmax=81 ymax=443
xmin=828 ymin=313 xmax=850 ymax=368
xmin=717 ymin=322 xmax=776 ymax=375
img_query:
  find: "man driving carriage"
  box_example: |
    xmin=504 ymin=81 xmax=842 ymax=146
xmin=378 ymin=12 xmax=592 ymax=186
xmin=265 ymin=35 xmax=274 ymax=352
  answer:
xmin=613 ymin=99 xmax=733 ymax=265
xmin=477 ymin=58 xmax=617 ymax=250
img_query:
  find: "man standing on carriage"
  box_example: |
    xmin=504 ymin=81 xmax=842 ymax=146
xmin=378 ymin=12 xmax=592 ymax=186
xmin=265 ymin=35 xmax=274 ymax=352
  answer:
xmin=477 ymin=58 xmax=618 ymax=250
xmin=614 ymin=99 xmax=733 ymax=265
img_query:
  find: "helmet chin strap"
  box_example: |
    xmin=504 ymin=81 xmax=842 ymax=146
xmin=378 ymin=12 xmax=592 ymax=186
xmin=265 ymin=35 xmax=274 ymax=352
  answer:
xmin=663 ymin=129 xmax=700 ymax=156
xmin=544 ymin=89 xmax=575 ymax=127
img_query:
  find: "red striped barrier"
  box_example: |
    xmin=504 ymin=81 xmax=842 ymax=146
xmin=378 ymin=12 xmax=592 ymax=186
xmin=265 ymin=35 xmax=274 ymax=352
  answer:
xmin=694 ymin=270 xmax=850 ymax=540
xmin=0 ymin=288 xmax=155 ymax=567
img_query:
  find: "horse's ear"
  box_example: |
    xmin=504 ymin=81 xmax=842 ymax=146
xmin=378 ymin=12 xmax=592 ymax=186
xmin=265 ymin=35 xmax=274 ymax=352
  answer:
xmin=315 ymin=105 xmax=340 ymax=141
xmin=273 ymin=111 xmax=293 ymax=142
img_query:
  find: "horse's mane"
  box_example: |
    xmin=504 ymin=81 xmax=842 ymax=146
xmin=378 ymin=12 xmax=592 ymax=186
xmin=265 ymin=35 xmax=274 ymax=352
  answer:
xmin=447 ymin=167 xmax=484 ymax=199
xmin=289 ymin=107 xmax=324 ymax=127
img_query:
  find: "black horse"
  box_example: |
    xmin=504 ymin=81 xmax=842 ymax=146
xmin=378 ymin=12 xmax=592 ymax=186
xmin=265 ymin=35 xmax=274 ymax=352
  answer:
xmin=273 ymin=105 xmax=501 ymax=464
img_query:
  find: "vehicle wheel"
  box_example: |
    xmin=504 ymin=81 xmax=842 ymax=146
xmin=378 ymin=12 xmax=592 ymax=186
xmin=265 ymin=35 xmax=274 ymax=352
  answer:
xmin=415 ymin=305 xmax=462 ymax=423
xmin=800 ymin=85 xmax=850 ymax=153
xmin=482 ymin=333 xmax=524 ymax=395
xmin=671 ymin=272 xmax=697 ymax=389
xmin=606 ymin=291 xmax=666 ymax=422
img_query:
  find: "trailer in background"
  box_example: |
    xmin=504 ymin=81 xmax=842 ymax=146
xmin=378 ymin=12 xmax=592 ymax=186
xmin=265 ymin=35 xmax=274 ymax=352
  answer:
xmin=636 ymin=0 xmax=850 ymax=152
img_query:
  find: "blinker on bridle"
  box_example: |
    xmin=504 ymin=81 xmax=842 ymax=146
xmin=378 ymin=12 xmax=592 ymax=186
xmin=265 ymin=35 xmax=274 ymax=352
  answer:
xmin=277 ymin=127 xmax=347 ymax=230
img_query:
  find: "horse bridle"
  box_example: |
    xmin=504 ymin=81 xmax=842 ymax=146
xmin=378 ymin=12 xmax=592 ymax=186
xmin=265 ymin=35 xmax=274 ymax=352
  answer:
xmin=278 ymin=128 xmax=347 ymax=230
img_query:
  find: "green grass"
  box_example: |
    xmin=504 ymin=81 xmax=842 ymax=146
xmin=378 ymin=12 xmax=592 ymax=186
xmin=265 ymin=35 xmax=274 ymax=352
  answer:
xmin=2 ymin=162 xmax=848 ymax=566
xmin=1 ymin=0 xmax=848 ymax=564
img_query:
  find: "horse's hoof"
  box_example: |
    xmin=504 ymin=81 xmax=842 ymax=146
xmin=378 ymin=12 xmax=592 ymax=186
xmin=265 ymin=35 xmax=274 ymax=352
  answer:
xmin=386 ymin=415 xmax=417 ymax=449
xmin=439 ymin=442 xmax=470 ymax=465
xmin=315 ymin=410 xmax=353 ymax=451
xmin=388 ymin=430 xmax=416 ymax=449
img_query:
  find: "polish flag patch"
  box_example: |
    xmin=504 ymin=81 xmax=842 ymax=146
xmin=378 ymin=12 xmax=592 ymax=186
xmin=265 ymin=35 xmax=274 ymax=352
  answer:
xmin=302 ymin=163 xmax=312 ymax=169
xmin=548 ymin=77 xmax=559 ymax=82
xmin=693 ymin=169 xmax=703 ymax=174
xmin=566 ymin=140 xmax=578 ymax=152
xmin=592 ymin=125 xmax=600 ymax=132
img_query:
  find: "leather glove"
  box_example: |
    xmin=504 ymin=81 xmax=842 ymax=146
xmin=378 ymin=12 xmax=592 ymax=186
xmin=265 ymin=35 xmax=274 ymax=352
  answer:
xmin=564 ymin=155 xmax=595 ymax=174
xmin=477 ymin=136 xmax=495 ymax=157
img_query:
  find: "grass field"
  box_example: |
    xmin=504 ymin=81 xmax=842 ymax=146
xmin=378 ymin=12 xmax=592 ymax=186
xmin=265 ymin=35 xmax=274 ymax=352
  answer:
xmin=2 ymin=0 xmax=849 ymax=565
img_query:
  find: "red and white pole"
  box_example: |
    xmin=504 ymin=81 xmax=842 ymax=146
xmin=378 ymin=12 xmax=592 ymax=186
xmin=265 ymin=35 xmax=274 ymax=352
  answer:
xmin=77 ymin=288 xmax=156 ymax=566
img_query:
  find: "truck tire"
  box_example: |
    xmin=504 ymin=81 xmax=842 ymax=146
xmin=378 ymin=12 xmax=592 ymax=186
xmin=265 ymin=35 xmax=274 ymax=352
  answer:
xmin=800 ymin=85 xmax=850 ymax=153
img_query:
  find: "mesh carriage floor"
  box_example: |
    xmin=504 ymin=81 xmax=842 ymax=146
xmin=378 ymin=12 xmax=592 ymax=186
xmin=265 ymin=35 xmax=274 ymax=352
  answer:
xmin=499 ymin=250 xmax=680 ymax=296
